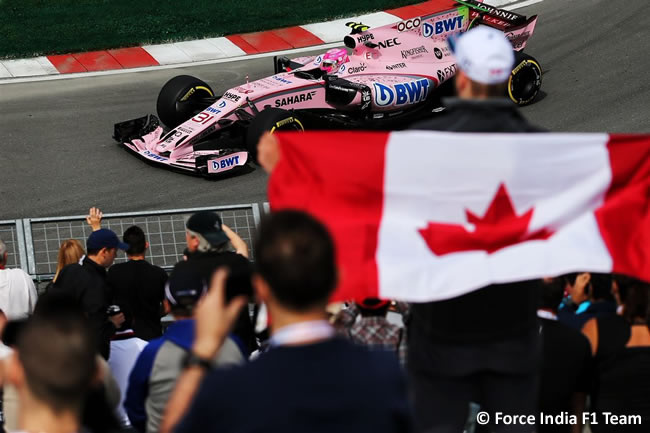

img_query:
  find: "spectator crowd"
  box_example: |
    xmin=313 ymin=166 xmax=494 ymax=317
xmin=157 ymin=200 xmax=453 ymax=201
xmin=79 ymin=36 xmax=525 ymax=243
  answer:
xmin=0 ymin=27 xmax=648 ymax=433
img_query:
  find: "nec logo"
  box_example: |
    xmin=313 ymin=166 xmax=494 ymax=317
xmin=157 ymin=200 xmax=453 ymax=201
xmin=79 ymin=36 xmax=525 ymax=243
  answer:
xmin=378 ymin=38 xmax=401 ymax=49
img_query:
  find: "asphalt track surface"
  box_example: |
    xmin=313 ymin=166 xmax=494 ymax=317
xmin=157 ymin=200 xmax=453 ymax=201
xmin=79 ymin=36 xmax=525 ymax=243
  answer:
xmin=1 ymin=0 xmax=649 ymax=220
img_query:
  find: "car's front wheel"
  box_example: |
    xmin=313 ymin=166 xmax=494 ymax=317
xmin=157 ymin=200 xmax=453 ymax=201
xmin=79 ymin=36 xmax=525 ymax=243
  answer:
xmin=156 ymin=75 xmax=215 ymax=128
xmin=507 ymin=51 xmax=542 ymax=106
xmin=245 ymin=108 xmax=305 ymax=163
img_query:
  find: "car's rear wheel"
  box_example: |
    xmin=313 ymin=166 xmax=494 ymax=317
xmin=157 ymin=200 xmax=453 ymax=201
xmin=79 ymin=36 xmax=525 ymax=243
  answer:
xmin=246 ymin=108 xmax=305 ymax=163
xmin=508 ymin=51 xmax=542 ymax=106
xmin=156 ymin=75 xmax=215 ymax=128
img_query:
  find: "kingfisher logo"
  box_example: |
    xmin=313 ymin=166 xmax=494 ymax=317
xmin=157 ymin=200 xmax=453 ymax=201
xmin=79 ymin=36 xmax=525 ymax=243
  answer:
xmin=423 ymin=16 xmax=464 ymax=38
xmin=373 ymin=79 xmax=430 ymax=107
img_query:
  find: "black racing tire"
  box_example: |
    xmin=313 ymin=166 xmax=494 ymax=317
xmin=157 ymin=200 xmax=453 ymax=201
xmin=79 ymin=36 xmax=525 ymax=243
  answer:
xmin=245 ymin=108 xmax=305 ymax=163
xmin=508 ymin=51 xmax=542 ymax=106
xmin=156 ymin=75 xmax=215 ymax=128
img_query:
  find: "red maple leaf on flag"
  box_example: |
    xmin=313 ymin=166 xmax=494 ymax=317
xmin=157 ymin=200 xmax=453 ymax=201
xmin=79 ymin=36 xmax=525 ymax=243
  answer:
xmin=418 ymin=183 xmax=554 ymax=255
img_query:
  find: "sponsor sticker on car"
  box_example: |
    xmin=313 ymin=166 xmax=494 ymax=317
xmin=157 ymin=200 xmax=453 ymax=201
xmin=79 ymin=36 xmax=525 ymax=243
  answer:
xmin=142 ymin=150 xmax=168 ymax=162
xmin=373 ymin=78 xmax=430 ymax=107
xmin=397 ymin=17 xmax=421 ymax=32
xmin=378 ymin=38 xmax=401 ymax=49
xmin=423 ymin=16 xmax=464 ymax=38
xmin=274 ymin=91 xmax=317 ymax=108
xmin=207 ymin=152 xmax=248 ymax=174
xmin=401 ymin=45 xmax=429 ymax=60
xmin=348 ymin=63 xmax=367 ymax=74
xmin=386 ymin=62 xmax=406 ymax=71
xmin=436 ymin=64 xmax=457 ymax=84
xmin=222 ymin=92 xmax=241 ymax=102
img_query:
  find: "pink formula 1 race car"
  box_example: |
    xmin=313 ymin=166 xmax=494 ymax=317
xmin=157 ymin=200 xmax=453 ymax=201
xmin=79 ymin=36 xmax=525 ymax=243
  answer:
xmin=113 ymin=0 xmax=542 ymax=178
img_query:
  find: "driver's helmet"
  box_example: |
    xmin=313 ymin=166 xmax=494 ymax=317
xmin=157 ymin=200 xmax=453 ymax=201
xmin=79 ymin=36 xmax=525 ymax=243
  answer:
xmin=320 ymin=48 xmax=349 ymax=74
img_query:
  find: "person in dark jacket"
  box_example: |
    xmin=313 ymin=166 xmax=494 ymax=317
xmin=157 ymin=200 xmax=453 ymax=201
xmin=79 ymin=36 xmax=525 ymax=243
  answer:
xmin=108 ymin=225 xmax=168 ymax=341
xmin=537 ymin=278 xmax=592 ymax=433
xmin=581 ymin=279 xmax=650 ymax=432
xmin=162 ymin=210 xmax=412 ymax=433
xmin=51 ymin=228 xmax=127 ymax=359
xmin=407 ymin=26 xmax=543 ymax=433
xmin=558 ymin=272 xmax=617 ymax=330
xmin=183 ymin=210 xmax=257 ymax=355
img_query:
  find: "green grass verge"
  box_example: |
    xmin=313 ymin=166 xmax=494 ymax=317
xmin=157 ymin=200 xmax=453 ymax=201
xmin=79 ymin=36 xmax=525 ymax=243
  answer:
xmin=0 ymin=0 xmax=422 ymax=59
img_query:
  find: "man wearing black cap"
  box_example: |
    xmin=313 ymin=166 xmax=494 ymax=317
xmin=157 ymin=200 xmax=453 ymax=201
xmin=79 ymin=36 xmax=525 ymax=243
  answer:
xmin=52 ymin=228 xmax=127 ymax=359
xmin=184 ymin=211 xmax=256 ymax=355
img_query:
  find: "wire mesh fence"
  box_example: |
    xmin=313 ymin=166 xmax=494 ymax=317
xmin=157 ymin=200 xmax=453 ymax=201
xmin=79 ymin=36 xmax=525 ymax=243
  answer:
xmin=0 ymin=220 xmax=27 ymax=270
xmin=22 ymin=204 xmax=261 ymax=278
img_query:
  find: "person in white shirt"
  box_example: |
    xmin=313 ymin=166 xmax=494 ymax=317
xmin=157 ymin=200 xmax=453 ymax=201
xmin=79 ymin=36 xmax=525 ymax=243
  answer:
xmin=0 ymin=240 xmax=37 ymax=320
xmin=108 ymin=328 xmax=148 ymax=428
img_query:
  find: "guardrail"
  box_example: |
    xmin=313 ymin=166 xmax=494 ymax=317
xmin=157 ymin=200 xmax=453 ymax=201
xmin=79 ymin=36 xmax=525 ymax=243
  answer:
xmin=0 ymin=219 xmax=29 ymax=270
xmin=1 ymin=204 xmax=262 ymax=280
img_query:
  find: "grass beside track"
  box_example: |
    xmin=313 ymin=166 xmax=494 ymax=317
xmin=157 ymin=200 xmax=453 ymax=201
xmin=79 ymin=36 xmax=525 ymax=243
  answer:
xmin=0 ymin=0 xmax=421 ymax=59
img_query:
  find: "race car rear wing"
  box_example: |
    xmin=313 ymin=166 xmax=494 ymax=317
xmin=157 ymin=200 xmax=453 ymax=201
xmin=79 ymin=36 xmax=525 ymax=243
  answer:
xmin=455 ymin=0 xmax=538 ymax=51
xmin=455 ymin=0 xmax=534 ymax=30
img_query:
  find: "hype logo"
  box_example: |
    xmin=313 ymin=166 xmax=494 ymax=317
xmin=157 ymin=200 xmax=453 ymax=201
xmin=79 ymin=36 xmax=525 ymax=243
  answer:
xmin=373 ymin=79 xmax=430 ymax=106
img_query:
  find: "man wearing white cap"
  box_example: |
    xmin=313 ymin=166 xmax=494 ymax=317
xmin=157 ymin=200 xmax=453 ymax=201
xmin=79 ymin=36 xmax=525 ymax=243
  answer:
xmin=411 ymin=25 xmax=542 ymax=132
xmin=408 ymin=26 xmax=543 ymax=433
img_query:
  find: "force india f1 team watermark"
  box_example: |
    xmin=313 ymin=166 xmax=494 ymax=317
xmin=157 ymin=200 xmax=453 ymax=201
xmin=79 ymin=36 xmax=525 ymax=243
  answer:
xmin=476 ymin=412 xmax=642 ymax=427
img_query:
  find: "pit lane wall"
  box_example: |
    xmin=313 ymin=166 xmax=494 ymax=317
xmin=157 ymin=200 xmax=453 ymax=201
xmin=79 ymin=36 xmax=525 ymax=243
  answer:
xmin=2 ymin=204 xmax=263 ymax=282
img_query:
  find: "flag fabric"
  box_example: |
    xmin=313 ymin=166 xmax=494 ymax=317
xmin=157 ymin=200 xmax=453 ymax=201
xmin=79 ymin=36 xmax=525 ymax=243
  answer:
xmin=268 ymin=131 xmax=650 ymax=302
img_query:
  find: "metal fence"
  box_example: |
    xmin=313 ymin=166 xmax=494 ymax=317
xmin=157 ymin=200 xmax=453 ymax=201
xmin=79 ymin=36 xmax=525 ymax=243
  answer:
xmin=0 ymin=219 xmax=28 ymax=270
xmin=4 ymin=204 xmax=261 ymax=280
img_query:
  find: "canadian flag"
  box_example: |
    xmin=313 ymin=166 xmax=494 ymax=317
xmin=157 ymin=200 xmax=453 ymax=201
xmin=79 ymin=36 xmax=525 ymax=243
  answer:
xmin=269 ymin=131 xmax=650 ymax=302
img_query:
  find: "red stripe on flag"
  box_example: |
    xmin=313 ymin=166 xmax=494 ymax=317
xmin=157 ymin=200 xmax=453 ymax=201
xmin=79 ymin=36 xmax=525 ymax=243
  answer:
xmin=269 ymin=131 xmax=389 ymax=302
xmin=597 ymin=134 xmax=650 ymax=281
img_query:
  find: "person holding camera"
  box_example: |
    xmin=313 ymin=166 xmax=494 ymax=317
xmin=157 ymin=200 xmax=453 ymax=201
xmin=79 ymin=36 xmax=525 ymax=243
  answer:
xmin=183 ymin=211 xmax=256 ymax=356
xmin=124 ymin=261 xmax=246 ymax=433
